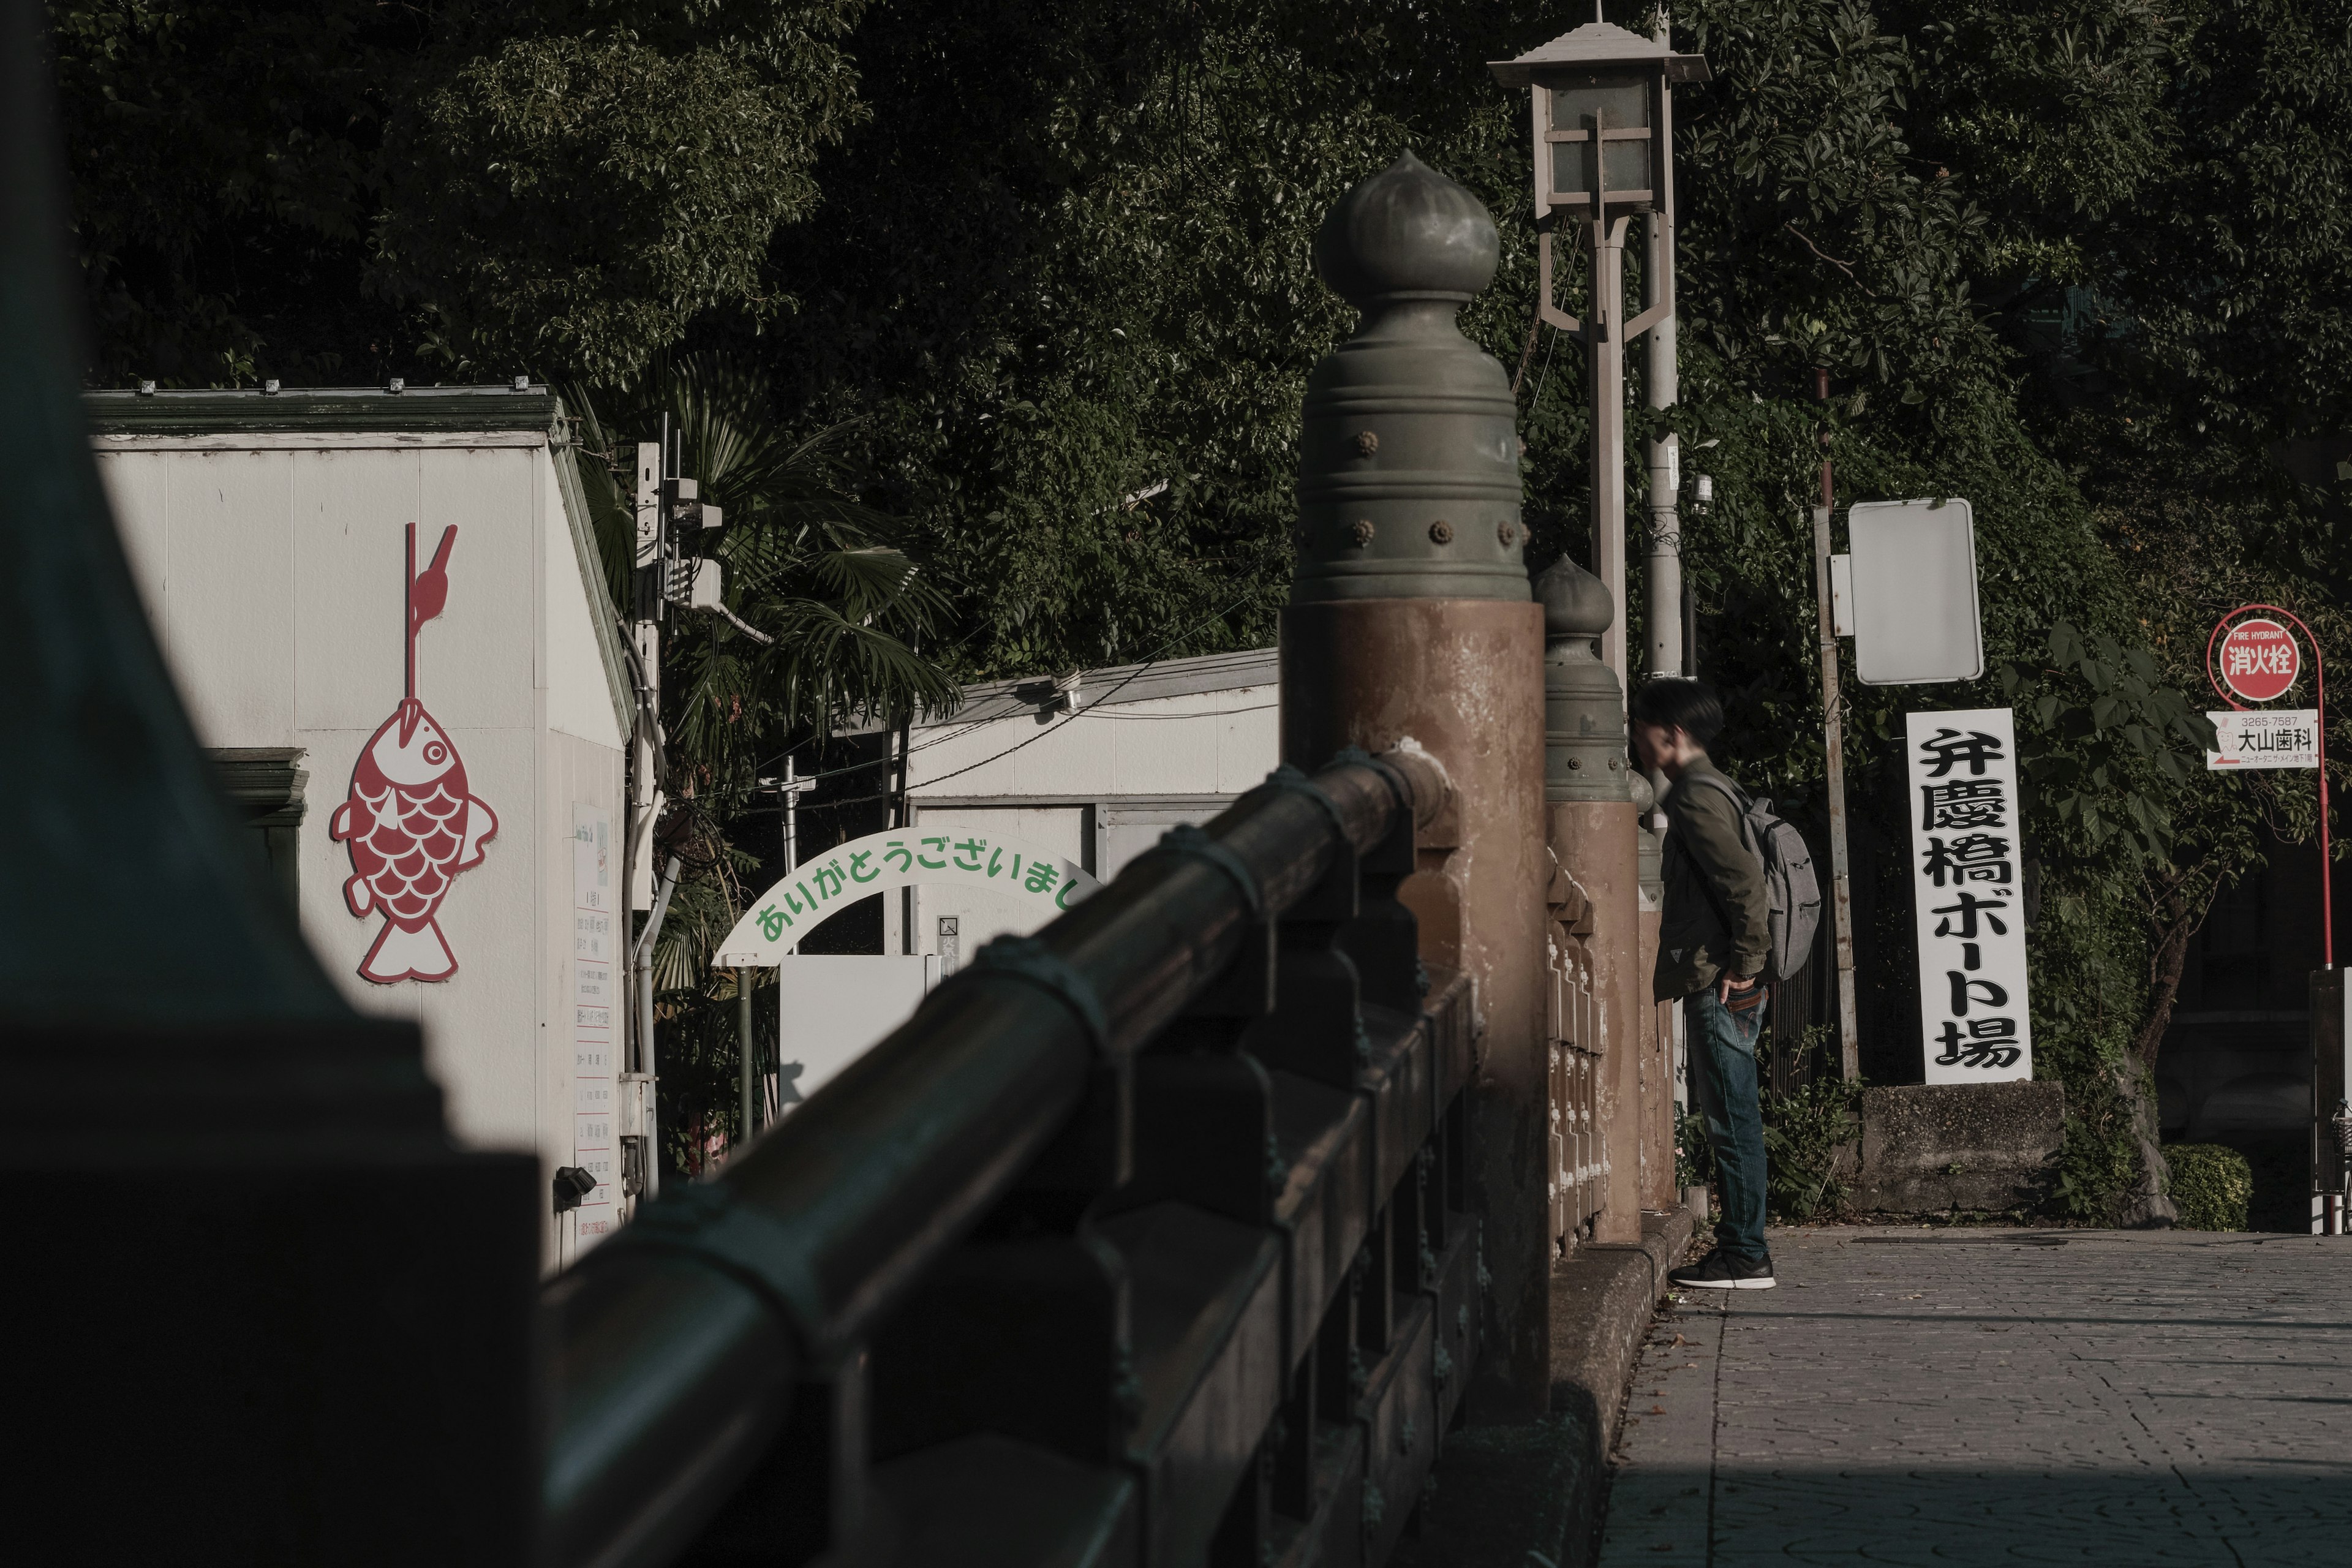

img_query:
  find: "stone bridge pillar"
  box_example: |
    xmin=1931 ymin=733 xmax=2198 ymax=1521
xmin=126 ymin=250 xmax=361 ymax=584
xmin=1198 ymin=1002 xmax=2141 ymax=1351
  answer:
xmin=1538 ymin=559 xmax=1644 ymax=1246
xmin=1279 ymin=153 xmax=1551 ymax=1421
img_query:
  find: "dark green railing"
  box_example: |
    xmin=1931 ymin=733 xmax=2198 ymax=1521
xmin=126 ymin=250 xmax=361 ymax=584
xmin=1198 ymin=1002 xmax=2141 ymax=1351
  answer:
xmin=545 ymin=746 xmax=1477 ymax=1567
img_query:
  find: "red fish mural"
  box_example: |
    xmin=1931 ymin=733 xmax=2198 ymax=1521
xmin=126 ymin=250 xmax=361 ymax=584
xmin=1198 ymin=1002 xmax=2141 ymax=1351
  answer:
xmin=330 ymin=524 xmax=498 ymax=984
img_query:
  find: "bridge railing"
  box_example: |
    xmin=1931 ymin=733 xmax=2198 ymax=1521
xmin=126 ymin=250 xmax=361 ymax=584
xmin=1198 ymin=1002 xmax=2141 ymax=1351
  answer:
xmin=1547 ymin=888 xmax=1608 ymax=1246
xmin=11 ymin=77 xmax=1672 ymax=1560
xmin=545 ymin=746 xmax=1476 ymax=1568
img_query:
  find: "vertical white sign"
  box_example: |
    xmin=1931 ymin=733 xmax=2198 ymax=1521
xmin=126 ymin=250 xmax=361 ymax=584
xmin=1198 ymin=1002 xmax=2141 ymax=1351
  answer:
xmin=1904 ymin=709 xmax=2034 ymax=1084
xmin=571 ymin=804 xmax=619 ymax=1240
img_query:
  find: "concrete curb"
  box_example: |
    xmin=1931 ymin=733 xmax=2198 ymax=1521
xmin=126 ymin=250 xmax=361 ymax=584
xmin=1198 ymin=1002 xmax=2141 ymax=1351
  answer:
xmin=1390 ymin=1206 xmax=1697 ymax=1568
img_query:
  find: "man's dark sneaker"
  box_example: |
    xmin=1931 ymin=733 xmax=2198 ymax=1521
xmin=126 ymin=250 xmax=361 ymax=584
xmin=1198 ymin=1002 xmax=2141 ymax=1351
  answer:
xmin=1668 ymin=1250 xmax=1776 ymax=1291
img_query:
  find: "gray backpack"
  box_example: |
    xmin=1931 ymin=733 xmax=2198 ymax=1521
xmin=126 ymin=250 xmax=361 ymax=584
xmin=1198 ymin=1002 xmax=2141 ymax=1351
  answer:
xmin=1676 ymin=773 xmax=1823 ymax=982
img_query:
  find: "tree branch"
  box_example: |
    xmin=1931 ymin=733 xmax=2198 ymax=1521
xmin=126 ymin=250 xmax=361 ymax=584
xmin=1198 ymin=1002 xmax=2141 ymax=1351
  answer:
xmin=1783 ymin=222 xmax=1882 ymax=299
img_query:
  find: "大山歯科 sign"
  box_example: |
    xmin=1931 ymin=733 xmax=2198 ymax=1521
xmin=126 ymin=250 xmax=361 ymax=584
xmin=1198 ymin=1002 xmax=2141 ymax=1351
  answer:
xmin=2206 ymin=709 xmax=2319 ymax=771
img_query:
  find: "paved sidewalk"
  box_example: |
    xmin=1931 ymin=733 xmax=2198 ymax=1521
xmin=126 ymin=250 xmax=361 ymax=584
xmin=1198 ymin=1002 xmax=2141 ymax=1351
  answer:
xmin=1599 ymin=1227 xmax=2352 ymax=1566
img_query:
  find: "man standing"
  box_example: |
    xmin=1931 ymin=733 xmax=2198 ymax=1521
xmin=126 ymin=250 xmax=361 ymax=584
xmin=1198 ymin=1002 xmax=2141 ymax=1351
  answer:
xmin=1631 ymin=678 xmax=1777 ymax=1290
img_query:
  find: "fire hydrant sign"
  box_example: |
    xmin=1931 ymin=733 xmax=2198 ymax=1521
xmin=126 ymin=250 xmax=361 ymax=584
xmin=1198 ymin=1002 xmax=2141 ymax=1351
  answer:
xmin=2217 ymin=617 xmax=2300 ymax=703
xmin=2205 ymin=709 xmax=2320 ymax=771
xmin=1904 ymin=709 xmax=2034 ymax=1085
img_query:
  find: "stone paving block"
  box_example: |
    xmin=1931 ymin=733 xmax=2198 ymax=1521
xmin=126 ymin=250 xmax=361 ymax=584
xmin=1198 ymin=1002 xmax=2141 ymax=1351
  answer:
xmin=1597 ymin=1227 xmax=2352 ymax=1565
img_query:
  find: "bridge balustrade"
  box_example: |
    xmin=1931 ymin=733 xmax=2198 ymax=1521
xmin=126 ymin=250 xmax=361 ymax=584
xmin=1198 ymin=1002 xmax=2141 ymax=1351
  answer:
xmin=545 ymin=749 xmax=1476 ymax=1568
xmin=1548 ymin=894 xmax=1608 ymax=1246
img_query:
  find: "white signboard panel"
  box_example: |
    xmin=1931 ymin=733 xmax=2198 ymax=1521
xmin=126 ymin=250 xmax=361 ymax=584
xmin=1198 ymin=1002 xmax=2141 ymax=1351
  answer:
xmin=571 ymin=804 xmax=619 ymax=1240
xmin=2205 ymin=709 xmax=2319 ymax=771
xmin=775 ymin=955 xmax=940 ymax=1111
xmin=1904 ymin=709 xmax=2033 ymax=1084
xmin=1849 ymin=499 xmax=1984 ymax=685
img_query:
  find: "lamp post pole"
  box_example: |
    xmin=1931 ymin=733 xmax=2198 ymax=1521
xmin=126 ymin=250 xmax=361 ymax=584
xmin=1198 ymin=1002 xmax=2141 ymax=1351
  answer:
xmin=1591 ymin=211 xmax=1632 ymax=682
xmin=1643 ymin=14 xmax=1683 ymax=682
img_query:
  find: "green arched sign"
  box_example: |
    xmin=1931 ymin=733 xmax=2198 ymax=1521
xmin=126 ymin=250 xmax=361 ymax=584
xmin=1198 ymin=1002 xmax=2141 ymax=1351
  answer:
xmin=714 ymin=827 xmax=1099 ymax=967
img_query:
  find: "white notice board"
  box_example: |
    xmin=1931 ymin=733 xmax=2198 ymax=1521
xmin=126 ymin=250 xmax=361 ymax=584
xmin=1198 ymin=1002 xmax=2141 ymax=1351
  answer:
xmin=1904 ymin=709 xmax=2033 ymax=1084
xmin=1849 ymin=499 xmax=1984 ymax=685
xmin=571 ymin=804 xmax=619 ymax=1240
xmin=775 ymin=954 xmax=941 ymax=1113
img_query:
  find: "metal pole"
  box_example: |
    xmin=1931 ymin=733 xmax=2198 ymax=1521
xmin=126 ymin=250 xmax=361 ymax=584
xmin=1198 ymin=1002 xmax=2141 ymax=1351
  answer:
xmin=1814 ymin=367 xmax=1861 ymax=1080
xmin=783 ymin=756 xmax=799 ymax=876
xmin=738 ymin=967 xmax=755 ymax=1147
xmin=627 ymin=437 xmax=665 ymax=1207
xmin=2318 ymin=631 xmax=2332 ymax=969
xmin=894 ymin=716 xmax=913 ymax=952
xmin=635 ymin=853 xmax=682 ymax=1197
xmin=1591 ymin=211 xmax=1630 ymax=685
xmin=747 ymin=755 xmax=801 ymax=1144
xmin=1643 ymin=15 xmax=1683 ymax=682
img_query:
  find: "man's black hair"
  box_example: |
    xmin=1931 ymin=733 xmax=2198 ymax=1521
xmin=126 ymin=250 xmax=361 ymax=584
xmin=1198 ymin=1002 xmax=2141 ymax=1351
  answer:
xmin=1629 ymin=677 xmax=1724 ymax=750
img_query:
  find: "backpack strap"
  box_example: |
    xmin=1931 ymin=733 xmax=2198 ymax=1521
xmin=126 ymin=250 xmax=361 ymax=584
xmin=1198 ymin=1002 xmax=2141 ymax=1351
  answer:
xmin=1675 ymin=770 xmax=1750 ymax=815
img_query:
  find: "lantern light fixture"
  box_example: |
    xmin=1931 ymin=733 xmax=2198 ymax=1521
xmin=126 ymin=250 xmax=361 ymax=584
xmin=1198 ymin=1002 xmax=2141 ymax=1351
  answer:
xmin=1489 ymin=18 xmax=1709 ymax=335
xmin=1490 ymin=16 xmax=1708 ymax=684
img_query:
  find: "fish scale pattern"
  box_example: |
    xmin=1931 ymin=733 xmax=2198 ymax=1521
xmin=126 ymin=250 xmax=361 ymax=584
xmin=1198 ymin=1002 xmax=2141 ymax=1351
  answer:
xmin=357 ymin=778 xmax=469 ymax=924
xmin=1602 ymin=1226 xmax=2352 ymax=1566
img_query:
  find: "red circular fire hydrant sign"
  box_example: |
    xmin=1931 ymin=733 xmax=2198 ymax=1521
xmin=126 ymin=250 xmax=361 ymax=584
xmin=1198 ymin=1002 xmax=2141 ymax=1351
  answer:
xmin=2218 ymin=617 xmax=2300 ymax=703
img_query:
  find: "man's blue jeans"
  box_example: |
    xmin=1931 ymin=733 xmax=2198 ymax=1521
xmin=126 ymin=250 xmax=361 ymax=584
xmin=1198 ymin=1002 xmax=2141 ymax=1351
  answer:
xmin=1686 ymin=986 xmax=1770 ymax=1262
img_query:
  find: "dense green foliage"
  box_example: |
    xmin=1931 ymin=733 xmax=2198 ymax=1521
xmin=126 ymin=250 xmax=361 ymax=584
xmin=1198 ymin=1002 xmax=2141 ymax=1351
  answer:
xmin=51 ymin=0 xmax=2352 ymax=1210
xmin=51 ymin=0 xmax=868 ymax=385
xmin=2165 ymin=1142 xmax=2255 ymax=1231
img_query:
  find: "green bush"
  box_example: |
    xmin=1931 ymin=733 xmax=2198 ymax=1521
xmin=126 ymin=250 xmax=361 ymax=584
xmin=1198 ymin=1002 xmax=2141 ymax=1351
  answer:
xmin=1758 ymin=1028 xmax=1860 ymax=1225
xmin=1676 ymin=1110 xmax=1714 ymax=1193
xmin=2166 ymin=1144 xmax=2254 ymax=1232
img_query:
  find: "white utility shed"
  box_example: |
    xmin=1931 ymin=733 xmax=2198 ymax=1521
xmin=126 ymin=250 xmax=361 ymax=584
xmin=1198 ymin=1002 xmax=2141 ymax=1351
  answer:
xmin=88 ymin=386 xmax=633 ymax=1268
xmin=884 ymin=648 xmax=1280 ymax=963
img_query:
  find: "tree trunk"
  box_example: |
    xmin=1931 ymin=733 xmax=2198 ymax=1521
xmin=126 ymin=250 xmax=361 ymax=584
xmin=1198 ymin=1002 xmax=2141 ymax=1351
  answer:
xmin=2109 ymin=1061 xmax=2179 ymax=1229
xmin=2133 ymin=892 xmax=2197 ymax=1067
xmin=2113 ymin=887 xmax=2203 ymax=1229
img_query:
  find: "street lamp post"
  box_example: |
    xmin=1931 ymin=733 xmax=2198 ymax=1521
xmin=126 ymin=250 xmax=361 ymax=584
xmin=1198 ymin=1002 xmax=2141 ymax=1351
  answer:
xmin=1491 ymin=14 xmax=1708 ymax=686
xmin=1643 ymin=13 xmax=1684 ymax=680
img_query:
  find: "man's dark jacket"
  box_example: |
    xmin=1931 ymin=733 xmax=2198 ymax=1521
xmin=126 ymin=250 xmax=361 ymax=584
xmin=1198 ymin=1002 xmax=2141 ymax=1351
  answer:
xmin=1653 ymin=755 xmax=1773 ymax=1003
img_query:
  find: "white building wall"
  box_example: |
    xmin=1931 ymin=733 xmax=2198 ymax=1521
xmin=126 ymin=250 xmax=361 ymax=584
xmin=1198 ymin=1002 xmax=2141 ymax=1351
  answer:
xmin=892 ymin=670 xmax=1280 ymax=964
xmin=96 ymin=434 xmax=625 ymax=1270
xmin=905 ymin=682 xmax=1278 ymax=799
